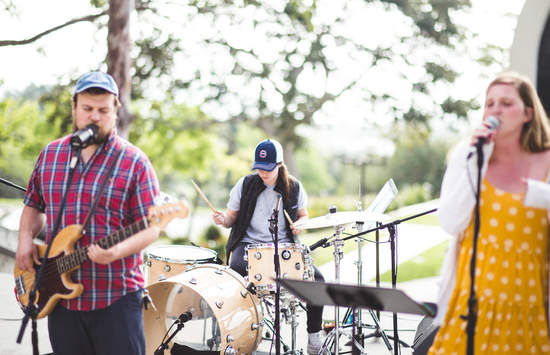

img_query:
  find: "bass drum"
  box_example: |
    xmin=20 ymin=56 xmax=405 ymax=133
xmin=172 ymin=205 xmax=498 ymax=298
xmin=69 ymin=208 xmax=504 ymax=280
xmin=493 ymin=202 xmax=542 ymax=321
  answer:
xmin=144 ymin=264 xmax=263 ymax=355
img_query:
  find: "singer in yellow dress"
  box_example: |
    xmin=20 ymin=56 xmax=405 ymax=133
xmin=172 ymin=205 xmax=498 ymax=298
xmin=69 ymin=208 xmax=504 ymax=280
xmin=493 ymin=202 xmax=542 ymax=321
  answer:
xmin=429 ymin=71 xmax=550 ymax=354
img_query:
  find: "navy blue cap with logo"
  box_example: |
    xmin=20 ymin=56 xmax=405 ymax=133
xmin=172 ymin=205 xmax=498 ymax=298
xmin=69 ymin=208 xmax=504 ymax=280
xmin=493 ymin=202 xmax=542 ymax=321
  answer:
xmin=251 ymin=139 xmax=284 ymax=171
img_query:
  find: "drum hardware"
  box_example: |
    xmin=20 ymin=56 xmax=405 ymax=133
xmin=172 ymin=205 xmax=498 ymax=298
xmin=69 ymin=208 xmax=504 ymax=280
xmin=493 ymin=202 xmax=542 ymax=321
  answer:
xmin=333 ymin=208 xmax=437 ymax=355
xmin=154 ymin=311 xmax=193 ymax=355
xmin=260 ymin=295 xmax=305 ymax=354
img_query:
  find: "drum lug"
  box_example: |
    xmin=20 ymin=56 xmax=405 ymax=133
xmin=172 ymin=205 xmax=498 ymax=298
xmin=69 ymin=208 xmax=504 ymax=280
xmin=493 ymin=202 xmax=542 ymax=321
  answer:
xmin=281 ymin=250 xmax=291 ymax=260
xmin=240 ymin=289 xmax=248 ymax=298
xmin=226 ymin=335 xmax=235 ymax=343
xmin=294 ymin=262 xmax=301 ymax=270
xmin=215 ymin=300 xmax=224 ymax=309
xmin=243 ymin=254 xmax=248 ymax=261
xmin=251 ymin=322 xmax=261 ymax=330
xmin=254 ymin=251 xmax=262 ymax=260
xmin=254 ymin=274 xmax=262 ymax=282
xmin=224 ymin=345 xmax=237 ymax=355
xmin=215 ymin=267 xmax=223 ymax=275
xmin=189 ymin=278 xmax=197 ymax=285
xmin=163 ymin=264 xmax=171 ymax=272
xmin=145 ymin=260 xmax=151 ymax=267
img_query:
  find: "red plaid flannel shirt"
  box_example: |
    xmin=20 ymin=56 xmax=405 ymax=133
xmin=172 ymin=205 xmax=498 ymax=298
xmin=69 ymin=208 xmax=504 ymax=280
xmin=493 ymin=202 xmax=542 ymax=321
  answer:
xmin=24 ymin=132 xmax=159 ymax=310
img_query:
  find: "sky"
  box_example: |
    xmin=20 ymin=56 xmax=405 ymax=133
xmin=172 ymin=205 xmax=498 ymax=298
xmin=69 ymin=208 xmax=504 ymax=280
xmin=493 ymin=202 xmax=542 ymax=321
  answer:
xmin=0 ymin=0 xmax=527 ymax=154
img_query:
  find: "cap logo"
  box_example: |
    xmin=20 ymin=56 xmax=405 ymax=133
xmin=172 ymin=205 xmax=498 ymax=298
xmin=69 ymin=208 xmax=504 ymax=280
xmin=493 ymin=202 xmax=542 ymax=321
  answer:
xmin=259 ymin=149 xmax=267 ymax=158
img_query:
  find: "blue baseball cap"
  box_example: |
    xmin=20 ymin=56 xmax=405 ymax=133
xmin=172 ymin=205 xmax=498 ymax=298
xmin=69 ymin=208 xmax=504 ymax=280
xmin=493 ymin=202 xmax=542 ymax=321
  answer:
xmin=251 ymin=139 xmax=284 ymax=171
xmin=74 ymin=71 xmax=119 ymax=96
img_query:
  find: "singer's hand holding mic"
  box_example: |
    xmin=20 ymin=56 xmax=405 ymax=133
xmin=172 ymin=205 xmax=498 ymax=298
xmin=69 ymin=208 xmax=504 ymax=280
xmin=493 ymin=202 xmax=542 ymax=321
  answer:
xmin=470 ymin=116 xmax=501 ymax=148
xmin=467 ymin=116 xmax=500 ymax=160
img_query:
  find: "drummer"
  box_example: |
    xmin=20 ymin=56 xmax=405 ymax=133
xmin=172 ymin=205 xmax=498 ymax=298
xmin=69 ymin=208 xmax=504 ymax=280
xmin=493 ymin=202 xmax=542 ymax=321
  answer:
xmin=212 ymin=138 xmax=325 ymax=355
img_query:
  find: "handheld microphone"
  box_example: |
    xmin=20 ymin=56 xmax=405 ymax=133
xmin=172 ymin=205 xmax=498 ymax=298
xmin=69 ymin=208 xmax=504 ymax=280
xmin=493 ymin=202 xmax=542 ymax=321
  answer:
xmin=177 ymin=311 xmax=192 ymax=324
xmin=468 ymin=116 xmax=500 ymax=159
xmin=70 ymin=124 xmax=98 ymax=149
xmin=475 ymin=116 xmax=500 ymax=148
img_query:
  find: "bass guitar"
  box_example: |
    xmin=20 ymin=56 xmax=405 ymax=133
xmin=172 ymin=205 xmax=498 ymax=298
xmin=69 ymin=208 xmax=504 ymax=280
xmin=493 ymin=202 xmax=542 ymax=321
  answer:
xmin=13 ymin=201 xmax=188 ymax=319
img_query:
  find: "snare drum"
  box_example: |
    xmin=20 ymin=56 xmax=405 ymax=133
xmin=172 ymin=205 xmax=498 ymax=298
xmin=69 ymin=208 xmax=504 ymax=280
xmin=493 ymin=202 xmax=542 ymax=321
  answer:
xmin=143 ymin=264 xmax=263 ymax=355
xmin=245 ymin=243 xmax=313 ymax=293
xmin=145 ymin=245 xmax=218 ymax=284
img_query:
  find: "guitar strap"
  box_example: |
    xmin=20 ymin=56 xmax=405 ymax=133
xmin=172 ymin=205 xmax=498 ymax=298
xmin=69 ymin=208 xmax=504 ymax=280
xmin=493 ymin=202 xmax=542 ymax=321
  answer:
xmin=80 ymin=145 xmax=124 ymax=234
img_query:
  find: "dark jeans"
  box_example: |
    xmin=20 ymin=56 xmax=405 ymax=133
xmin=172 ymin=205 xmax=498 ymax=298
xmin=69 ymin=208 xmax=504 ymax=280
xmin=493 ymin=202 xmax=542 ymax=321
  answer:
xmin=48 ymin=290 xmax=145 ymax=355
xmin=230 ymin=242 xmax=324 ymax=333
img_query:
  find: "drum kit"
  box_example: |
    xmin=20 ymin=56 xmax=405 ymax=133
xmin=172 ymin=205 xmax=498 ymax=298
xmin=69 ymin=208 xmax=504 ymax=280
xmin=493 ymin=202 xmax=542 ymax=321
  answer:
xmin=141 ymin=208 xmax=395 ymax=355
xmin=142 ymin=174 xmax=404 ymax=355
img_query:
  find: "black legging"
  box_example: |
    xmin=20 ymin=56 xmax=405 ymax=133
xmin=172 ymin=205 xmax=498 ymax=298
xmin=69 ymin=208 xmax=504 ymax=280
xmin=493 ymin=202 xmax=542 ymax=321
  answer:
xmin=230 ymin=242 xmax=324 ymax=333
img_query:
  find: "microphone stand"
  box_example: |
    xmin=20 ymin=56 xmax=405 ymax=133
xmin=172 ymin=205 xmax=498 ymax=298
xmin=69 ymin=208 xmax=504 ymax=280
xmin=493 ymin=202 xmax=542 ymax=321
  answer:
xmin=0 ymin=177 xmax=27 ymax=193
xmin=462 ymin=143 xmax=484 ymax=355
xmin=338 ymin=208 xmax=438 ymax=355
xmin=269 ymin=195 xmax=282 ymax=355
xmin=16 ymin=147 xmax=82 ymax=355
xmin=154 ymin=314 xmax=191 ymax=355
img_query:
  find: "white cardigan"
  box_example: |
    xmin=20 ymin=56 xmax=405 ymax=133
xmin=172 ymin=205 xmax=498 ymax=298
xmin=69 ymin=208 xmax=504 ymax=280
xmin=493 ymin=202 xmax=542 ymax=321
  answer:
xmin=434 ymin=140 xmax=550 ymax=325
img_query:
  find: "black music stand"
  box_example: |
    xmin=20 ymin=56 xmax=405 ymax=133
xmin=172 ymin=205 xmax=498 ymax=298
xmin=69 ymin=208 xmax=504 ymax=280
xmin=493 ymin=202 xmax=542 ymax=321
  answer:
xmin=276 ymin=278 xmax=436 ymax=354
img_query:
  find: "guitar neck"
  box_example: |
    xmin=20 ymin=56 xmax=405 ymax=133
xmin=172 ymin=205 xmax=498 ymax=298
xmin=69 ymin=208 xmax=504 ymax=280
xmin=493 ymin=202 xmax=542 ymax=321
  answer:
xmin=57 ymin=217 xmax=149 ymax=273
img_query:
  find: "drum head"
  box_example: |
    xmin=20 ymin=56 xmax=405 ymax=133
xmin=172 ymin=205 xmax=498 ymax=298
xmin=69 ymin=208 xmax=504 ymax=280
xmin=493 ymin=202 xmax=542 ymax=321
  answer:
xmin=146 ymin=244 xmax=217 ymax=264
xmin=144 ymin=265 xmax=263 ymax=355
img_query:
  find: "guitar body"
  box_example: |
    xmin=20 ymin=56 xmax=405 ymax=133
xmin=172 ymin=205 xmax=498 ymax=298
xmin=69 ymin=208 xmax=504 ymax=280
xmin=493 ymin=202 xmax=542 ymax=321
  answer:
xmin=14 ymin=224 xmax=84 ymax=319
xmin=13 ymin=201 xmax=188 ymax=319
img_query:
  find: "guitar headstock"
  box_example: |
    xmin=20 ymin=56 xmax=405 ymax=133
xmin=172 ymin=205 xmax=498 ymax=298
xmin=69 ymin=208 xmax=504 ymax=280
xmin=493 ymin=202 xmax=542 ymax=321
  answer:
xmin=148 ymin=201 xmax=189 ymax=229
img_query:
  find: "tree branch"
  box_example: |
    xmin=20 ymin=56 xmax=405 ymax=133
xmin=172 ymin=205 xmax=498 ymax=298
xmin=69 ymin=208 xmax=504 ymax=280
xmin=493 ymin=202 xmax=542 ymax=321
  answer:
xmin=0 ymin=10 xmax=108 ymax=47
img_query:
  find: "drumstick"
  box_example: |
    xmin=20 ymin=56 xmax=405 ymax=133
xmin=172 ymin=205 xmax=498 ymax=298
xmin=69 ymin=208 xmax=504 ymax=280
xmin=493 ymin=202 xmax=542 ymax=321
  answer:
xmin=283 ymin=210 xmax=294 ymax=228
xmin=191 ymin=179 xmax=216 ymax=212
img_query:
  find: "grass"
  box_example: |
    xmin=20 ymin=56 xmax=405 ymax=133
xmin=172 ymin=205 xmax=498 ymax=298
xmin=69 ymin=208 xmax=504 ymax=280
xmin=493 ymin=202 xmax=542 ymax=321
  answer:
xmin=377 ymin=239 xmax=449 ymax=282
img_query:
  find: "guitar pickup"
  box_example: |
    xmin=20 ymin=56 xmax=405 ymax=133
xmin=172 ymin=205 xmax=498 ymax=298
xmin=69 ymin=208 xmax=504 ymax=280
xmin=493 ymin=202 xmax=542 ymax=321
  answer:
xmin=15 ymin=275 xmax=25 ymax=296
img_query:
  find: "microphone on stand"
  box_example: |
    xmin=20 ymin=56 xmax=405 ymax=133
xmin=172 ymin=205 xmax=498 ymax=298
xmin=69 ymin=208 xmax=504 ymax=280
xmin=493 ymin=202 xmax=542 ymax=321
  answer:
xmin=468 ymin=116 xmax=500 ymax=159
xmin=70 ymin=124 xmax=98 ymax=149
xmin=177 ymin=311 xmax=193 ymax=324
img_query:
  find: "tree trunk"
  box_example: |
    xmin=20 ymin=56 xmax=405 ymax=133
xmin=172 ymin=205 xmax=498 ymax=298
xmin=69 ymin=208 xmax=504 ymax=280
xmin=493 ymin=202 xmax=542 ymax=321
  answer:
xmin=107 ymin=0 xmax=133 ymax=139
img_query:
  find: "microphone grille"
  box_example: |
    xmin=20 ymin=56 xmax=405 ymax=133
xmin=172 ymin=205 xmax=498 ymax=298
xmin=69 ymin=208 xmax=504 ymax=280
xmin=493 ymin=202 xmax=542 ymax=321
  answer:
xmin=486 ymin=116 xmax=500 ymax=130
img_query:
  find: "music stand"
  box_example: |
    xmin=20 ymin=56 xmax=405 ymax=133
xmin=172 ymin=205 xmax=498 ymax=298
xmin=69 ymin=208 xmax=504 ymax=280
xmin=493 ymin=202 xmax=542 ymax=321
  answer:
xmin=276 ymin=278 xmax=436 ymax=354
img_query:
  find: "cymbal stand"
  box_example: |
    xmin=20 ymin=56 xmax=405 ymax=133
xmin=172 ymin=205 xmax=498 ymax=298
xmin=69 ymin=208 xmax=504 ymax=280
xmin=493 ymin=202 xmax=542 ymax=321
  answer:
xmin=329 ymin=223 xmax=346 ymax=355
xmin=348 ymin=221 xmax=392 ymax=353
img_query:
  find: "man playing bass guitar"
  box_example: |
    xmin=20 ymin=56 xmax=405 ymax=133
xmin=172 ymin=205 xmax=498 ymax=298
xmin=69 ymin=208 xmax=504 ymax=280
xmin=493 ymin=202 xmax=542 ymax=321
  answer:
xmin=15 ymin=72 xmax=161 ymax=355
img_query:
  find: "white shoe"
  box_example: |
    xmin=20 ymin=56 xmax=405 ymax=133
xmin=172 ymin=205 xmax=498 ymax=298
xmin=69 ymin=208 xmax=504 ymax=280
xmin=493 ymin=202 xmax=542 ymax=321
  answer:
xmin=307 ymin=331 xmax=323 ymax=354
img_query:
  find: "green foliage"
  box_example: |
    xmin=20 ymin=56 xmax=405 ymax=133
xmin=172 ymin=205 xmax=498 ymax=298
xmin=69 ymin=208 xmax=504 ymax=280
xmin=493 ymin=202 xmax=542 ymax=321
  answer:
xmin=0 ymin=98 xmax=65 ymax=197
xmin=129 ymin=101 xmax=219 ymax=191
xmin=387 ymin=128 xmax=450 ymax=196
xmin=386 ymin=183 xmax=433 ymax=211
xmin=295 ymin=145 xmax=335 ymax=195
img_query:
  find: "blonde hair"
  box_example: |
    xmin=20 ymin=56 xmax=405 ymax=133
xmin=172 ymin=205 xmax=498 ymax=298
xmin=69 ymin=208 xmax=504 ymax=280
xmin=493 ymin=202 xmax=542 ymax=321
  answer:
xmin=487 ymin=71 xmax=550 ymax=152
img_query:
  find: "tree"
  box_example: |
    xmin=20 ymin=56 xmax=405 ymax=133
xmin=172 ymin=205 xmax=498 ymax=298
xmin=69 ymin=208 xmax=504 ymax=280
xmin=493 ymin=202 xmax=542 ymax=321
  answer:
xmin=0 ymin=0 xmax=485 ymax=174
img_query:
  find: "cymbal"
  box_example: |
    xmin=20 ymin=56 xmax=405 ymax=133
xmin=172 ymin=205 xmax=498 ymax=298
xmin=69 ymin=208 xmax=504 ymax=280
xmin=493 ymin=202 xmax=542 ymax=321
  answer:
xmin=294 ymin=211 xmax=389 ymax=229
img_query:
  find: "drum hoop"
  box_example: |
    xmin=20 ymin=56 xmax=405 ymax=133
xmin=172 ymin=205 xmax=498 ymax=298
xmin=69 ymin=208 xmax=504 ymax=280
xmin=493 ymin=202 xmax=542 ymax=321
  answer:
xmin=245 ymin=242 xmax=300 ymax=250
xmin=146 ymin=245 xmax=217 ymax=263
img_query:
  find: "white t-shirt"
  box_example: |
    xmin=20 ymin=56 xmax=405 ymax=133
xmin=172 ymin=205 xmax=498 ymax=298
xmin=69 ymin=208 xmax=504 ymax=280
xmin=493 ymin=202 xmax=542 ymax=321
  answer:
xmin=227 ymin=175 xmax=307 ymax=244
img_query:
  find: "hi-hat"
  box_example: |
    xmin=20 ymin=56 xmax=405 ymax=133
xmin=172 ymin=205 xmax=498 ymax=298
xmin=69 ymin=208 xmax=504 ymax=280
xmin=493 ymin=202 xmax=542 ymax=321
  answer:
xmin=294 ymin=211 xmax=389 ymax=229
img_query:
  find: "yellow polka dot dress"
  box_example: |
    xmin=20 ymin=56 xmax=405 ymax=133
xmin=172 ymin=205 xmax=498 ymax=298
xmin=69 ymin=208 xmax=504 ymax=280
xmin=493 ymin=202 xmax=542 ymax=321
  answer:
xmin=428 ymin=179 xmax=550 ymax=354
